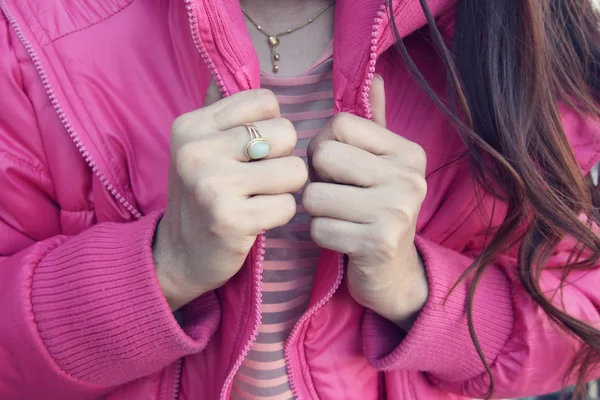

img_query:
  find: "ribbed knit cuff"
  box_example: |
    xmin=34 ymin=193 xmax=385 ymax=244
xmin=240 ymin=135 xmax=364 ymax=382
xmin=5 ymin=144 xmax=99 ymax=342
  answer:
xmin=31 ymin=211 xmax=221 ymax=386
xmin=362 ymin=235 xmax=514 ymax=383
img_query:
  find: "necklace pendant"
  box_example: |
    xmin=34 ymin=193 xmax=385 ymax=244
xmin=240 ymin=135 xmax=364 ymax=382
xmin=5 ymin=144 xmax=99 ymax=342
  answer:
xmin=268 ymin=37 xmax=280 ymax=73
xmin=242 ymin=1 xmax=336 ymax=75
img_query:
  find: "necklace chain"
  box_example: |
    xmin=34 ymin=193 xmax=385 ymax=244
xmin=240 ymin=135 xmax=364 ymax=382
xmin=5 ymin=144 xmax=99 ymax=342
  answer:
xmin=241 ymin=2 xmax=335 ymax=73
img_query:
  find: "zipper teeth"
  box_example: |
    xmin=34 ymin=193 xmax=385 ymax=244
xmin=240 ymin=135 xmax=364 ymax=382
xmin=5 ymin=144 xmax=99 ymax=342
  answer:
xmin=284 ymin=253 xmax=344 ymax=399
xmin=0 ymin=1 xmax=142 ymax=220
xmin=219 ymin=232 xmax=266 ymax=400
xmin=184 ymin=0 xmax=230 ymax=97
xmin=361 ymin=3 xmax=387 ymax=120
xmin=171 ymin=359 xmax=183 ymax=400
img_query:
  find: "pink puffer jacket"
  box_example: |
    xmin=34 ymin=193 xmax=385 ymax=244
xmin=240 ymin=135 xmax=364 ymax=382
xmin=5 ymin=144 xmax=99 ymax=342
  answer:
xmin=1 ymin=0 xmax=600 ymax=399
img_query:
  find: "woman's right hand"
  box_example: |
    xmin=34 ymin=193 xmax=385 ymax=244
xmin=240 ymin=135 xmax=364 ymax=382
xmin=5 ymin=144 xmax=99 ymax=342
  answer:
xmin=153 ymin=89 xmax=307 ymax=310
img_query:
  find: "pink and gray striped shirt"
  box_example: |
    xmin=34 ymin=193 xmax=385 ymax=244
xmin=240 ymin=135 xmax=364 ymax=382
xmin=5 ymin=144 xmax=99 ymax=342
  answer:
xmin=232 ymin=45 xmax=334 ymax=400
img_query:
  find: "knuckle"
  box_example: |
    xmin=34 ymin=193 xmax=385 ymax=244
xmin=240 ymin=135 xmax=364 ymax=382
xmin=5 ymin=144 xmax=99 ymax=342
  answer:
xmin=373 ymin=225 xmax=402 ymax=259
xmin=277 ymin=118 xmax=298 ymax=152
xmin=171 ymin=114 xmax=192 ymax=136
xmin=171 ymin=112 xmax=213 ymax=150
xmin=350 ymin=261 xmax=379 ymax=282
xmin=390 ymin=166 xmax=427 ymax=201
xmin=254 ymin=89 xmax=280 ymax=116
xmin=288 ymin=156 xmax=309 ymax=188
xmin=174 ymin=142 xmax=203 ymax=178
xmin=302 ymin=183 xmax=318 ymax=214
xmin=210 ymin=202 xmax=238 ymax=236
xmin=402 ymin=168 xmax=427 ymax=197
xmin=329 ymin=113 xmax=353 ymax=140
xmin=409 ymin=143 xmax=427 ymax=171
xmin=230 ymin=242 xmax=251 ymax=258
xmin=412 ymin=174 xmax=428 ymax=200
xmin=281 ymin=194 xmax=297 ymax=222
xmin=223 ymin=240 xmax=249 ymax=259
xmin=195 ymin=174 xmax=224 ymax=206
xmin=390 ymin=202 xmax=416 ymax=226
xmin=310 ymin=218 xmax=326 ymax=243
xmin=312 ymin=140 xmax=336 ymax=172
xmin=388 ymin=164 xmax=406 ymax=180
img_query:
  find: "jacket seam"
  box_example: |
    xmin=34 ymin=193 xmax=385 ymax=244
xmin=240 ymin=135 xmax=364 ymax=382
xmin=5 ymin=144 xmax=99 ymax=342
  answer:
xmin=28 ymin=0 xmax=137 ymax=46
xmin=13 ymin=0 xmax=135 ymax=207
xmin=43 ymin=40 xmax=130 ymax=191
xmin=301 ymin=322 xmax=322 ymax=400
xmin=437 ymin=194 xmax=480 ymax=246
xmin=408 ymin=375 xmax=417 ymax=400
xmin=1 ymin=10 xmax=55 ymax=188
xmin=0 ymin=149 xmax=52 ymax=183
xmin=9 ymin=0 xmax=133 ymax=191
xmin=59 ymin=207 xmax=94 ymax=215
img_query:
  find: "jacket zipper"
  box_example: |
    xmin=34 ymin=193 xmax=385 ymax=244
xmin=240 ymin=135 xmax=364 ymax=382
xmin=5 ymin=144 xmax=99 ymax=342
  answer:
xmin=184 ymin=0 xmax=231 ymax=97
xmin=219 ymin=234 xmax=266 ymax=400
xmin=283 ymin=253 xmax=345 ymax=398
xmin=361 ymin=3 xmax=387 ymax=120
xmin=170 ymin=359 xmax=183 ymax=400
xmin=283 ymin=4 xmax=387 ymax=398
xmin=0 ymin=1 xmax=142 ymax=221
xmin=184 ymin=2 xmax=268 ymax=400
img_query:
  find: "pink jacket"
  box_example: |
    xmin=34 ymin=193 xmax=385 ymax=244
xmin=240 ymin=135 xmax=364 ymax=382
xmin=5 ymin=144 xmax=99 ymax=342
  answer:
xmin=1 ymin=0 xmax=600 ymax=399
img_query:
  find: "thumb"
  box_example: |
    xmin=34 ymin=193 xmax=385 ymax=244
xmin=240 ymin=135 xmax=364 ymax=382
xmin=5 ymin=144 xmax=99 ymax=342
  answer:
xmin=203 ymin=79 xmax=222 ymax=108
xmin=370 ymin=74 xmax=386 ymax=128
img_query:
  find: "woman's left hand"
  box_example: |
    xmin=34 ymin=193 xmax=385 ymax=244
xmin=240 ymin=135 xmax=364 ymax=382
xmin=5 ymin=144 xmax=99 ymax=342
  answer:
xmin=304 ymin=75 xmax=429 ymax=330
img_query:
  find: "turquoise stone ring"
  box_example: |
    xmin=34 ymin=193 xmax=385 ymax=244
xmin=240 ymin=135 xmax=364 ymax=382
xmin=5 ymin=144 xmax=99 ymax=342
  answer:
xmin=244 ymin=124 xmax=271 ymax=161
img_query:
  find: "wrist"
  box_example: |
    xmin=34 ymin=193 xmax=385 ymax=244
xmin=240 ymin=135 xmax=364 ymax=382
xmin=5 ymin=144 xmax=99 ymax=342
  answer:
xmin=152 ymin=218 xmax=206 ymax=311
xmin=389 ymin=245 xmax=428 ymax=331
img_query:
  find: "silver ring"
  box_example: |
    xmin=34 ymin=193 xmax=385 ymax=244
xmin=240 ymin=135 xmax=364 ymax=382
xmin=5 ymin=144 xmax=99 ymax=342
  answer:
xmin=244 ymin=124 xmax=271 ymax=161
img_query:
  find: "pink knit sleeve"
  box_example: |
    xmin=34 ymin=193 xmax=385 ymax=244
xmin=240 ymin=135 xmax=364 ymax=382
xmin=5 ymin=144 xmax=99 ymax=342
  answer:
xmin=362 ymin=234 xmax=600 ymax=398
xmin=31 ymin=211 xmax=221 ymax=384
xmin=0 ymin=212 xmax=221 ymax=399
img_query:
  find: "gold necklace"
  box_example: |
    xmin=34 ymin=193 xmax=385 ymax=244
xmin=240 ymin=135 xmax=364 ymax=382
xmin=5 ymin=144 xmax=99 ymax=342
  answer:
xmin=242 ymin=2 xmax=335 ymax=73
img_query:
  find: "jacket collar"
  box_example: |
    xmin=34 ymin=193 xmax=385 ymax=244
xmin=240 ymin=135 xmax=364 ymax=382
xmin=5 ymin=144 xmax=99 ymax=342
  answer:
xmin=188 ymin=0 xmax=457 ymax=114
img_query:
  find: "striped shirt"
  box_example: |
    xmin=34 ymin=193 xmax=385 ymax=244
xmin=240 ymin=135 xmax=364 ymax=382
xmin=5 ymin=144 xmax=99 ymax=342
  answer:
xmin=231 ymin=44 xmax=334 ymax=400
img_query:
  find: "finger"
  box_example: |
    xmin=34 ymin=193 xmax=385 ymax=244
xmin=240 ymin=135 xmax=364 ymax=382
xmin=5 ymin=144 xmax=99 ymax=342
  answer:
xmin=303 ymin=182 xmax=374 ymax=223
xmin=186 ymin=89 xmax=281 ymax=133
xmin=308 ymin=113 xmax=409 ymax=157
xmin=309 ymin=139 xmax=390 ymax=186
xmin=243 ymin=194 xmax=297 ymax=233
xmin=310 ymin=217 xmax=365 ymax=255
xmin=205 ymin=117 xmax=297 ymax=161
xmin=237 ymin=156 xmax=308 ymax=196
xmin=370 ymin=74 xmax=386 ymax=128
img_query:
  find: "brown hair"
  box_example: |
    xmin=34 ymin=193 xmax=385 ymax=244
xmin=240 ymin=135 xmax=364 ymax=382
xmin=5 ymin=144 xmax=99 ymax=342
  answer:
xmin=389 ymin=0 xmax=600 ymax=398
